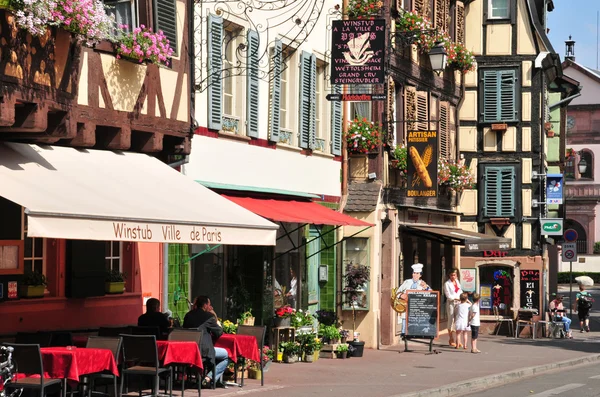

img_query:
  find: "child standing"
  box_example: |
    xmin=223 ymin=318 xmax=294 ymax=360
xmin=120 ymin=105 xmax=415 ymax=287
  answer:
xmin=454 ymin=292 xmax=471 ymax=350
xmin=469 ymin=293 xmax=481 ymax=353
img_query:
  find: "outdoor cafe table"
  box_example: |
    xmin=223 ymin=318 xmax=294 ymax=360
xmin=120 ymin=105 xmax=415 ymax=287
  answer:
xmin=214 ymin=334 xmax=260 ymax=363
xmin=156 ymin=340 xmax=203 ymax=369
xmin=39 ymin=347 xmax=118 ymax=382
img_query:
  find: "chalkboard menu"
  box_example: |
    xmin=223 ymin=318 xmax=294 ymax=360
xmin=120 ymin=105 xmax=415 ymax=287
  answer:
xmin=520 ymin=270 xmax=540 ymax=311
xmin=406 ymin=290 xmax=439 ymax=338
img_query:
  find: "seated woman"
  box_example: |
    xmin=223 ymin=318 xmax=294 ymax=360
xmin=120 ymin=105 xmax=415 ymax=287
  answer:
xmin=549 ymin=295 xmax=572 ymax=339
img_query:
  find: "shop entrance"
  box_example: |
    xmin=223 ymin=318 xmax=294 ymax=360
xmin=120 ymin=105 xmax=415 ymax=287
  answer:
xmin=479 ymin=265 xmax=514 ymax=316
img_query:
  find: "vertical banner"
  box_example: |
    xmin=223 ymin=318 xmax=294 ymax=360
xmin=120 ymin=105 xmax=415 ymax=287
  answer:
xmin=546 ymin=174 xmax=563 ymax=204
xmin=460 ymin=268 xmax=477 ymax=292
xmin=407 ymin=130 xmax=438 ymax=197
xmin=330 ymin=19 xmax=386 ymax=85
xmin=520 ymin=270 xmax=540 ymax=311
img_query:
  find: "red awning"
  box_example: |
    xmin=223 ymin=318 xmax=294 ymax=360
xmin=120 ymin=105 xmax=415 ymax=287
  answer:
xmin=223 ymin=196 xmax=373 ymax=227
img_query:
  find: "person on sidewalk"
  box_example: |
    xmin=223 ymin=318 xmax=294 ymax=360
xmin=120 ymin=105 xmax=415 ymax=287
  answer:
xmin=550 ymin=295 xmax=572 ymax=338
xmin=183 ymin=295 xmax=229 ymax=387
xmin=443 ymin=268 xmax=463 ymax=347
xmin=397 ymin=263 xmax=430 ymax=336
xmin=469 ymin=293 xmax=481 ymax=353
xmin=574 ymin=284 xmax=593 ymax=333
xmin=454 ymin=292 xmax=471 ymax=350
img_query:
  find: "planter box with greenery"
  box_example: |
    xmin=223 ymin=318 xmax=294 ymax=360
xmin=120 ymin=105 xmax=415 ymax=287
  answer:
xmin=19 ymin=270 xmax=46 ymax=298
xmin=105 ymin=269 xmax=126 ymax=294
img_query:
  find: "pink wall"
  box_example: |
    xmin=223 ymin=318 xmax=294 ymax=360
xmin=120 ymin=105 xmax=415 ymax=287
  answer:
xmin=137 ymin=243 xmax=164 ymax=312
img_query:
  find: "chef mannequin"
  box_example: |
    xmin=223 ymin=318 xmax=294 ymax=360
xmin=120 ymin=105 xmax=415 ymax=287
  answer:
xmin=398 ymin=263 xmax=430 ymax=335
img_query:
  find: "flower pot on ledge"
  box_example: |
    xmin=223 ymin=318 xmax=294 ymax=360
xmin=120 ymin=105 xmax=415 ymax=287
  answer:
xmin=105 ymin=281 xmax=125 ymax=294
xmin=19 ymin=285 xmax=45 ymax=298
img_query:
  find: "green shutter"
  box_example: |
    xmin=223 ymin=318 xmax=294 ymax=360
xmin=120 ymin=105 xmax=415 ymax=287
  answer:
xmin=331 ymin=84 xmax=342 ymax=156
xmin=482 ymin=69 xmax=517 ymax=123
xmin=309 ymin=53 xmax=317 ymax=150
xmin=269 ymin=39 xmax=282 ymax=142
xmin=207 ymin=14 xmax=223 ymax=130
xmin=246 ymin=29 xmax=260 ymax=138
xmin=299 ymin=51 xmax=312 ymax=149
xmin=484 ymin=166 xmax=515 ymax=217
xmin=154 ymin=0 xmax=178 ymax=54
xmin=482 ymin=70 xmax=499 ymax=122
xmin=499 ymin=70 xmax=517 ymax=121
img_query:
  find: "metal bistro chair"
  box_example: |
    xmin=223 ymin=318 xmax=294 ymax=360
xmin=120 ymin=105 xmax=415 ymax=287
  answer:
xmin=2 ymin=343 xmax=65 ymax=397
xmin=119 ymin=334 xmax=173 ymax=397
xmin=236 ymin=325 xmax=267 ymax=387
xmin=84 ymin=336 xmax=122 ymax=397
xmin=167 ymin=329 xmax=203 ymax=396
xmin=493 ymin=306 xmax=514 ymax=337
xmin=536 ymin=311 xmax=565 ymax=339
xmin=516 ymin=310 xmax=537 ymax=339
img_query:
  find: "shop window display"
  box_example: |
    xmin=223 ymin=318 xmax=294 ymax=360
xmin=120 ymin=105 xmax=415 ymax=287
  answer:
xmin=273 ymin=224 xmax=302 ymax=310
xmin=479 ymin=266 xmax=513 ymax=316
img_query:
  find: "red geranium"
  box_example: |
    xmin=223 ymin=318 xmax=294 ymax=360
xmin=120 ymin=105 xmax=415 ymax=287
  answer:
xmin=275 ymin=305 xmax=295 ymax=318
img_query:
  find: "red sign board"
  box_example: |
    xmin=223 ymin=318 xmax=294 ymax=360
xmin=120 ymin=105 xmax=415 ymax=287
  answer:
xmin=8 ymin=281 xmax=18 ymax=299
xmin=483 ymin=251 xmax=508 ymax=257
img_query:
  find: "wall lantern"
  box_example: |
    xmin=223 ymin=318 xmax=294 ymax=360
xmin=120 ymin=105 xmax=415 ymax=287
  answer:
xmin=578 ymin=155 xmax=588 ymax=175
xmin=428 ymin=41 xmax=448 ymax=74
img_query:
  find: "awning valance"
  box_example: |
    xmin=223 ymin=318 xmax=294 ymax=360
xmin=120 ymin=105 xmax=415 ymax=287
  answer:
xmin=0 ymin=143 xmax=278 ymax=245
xmin=223 ymin=196 xmax=373 ymax=227
xmin=403 ymin=226 xmax=511 ymax=252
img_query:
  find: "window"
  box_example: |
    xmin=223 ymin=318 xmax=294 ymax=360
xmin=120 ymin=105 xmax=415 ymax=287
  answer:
xmin=22 ymin=210 xmax=44 ymax=274
xmin=483 ymin=166 xmax=515 ymax=218
xmin=268 ymin=40 xmax=282 ymax=143
xmin=104 ymin=0 xmax=136 ymax=32
xmin=579 ymin=150 xmax=594 ymax=180
xmin=281 ymin=58 xmax=289 ymax=131
xmin=105 ymin=241 xmax=122 ymax=272
xmin=299 ymin=51 xmax=316 ymax=150
xmin=154 ymin=0 xmax=178 ymax=54
xmin=349 ymin=85 xmax=372 ymax=121
xmin=315 ymin=62 xmax=329 ymax=152
xmin=223 ymin=30 xmax=238 ymax=117
xmin=489 ymin=0 xmax=510 ymax=19
xmin=480 ymin=69 xmax=518 ymax=123
xmin=342 ymin=238 xmax=370 ymax=311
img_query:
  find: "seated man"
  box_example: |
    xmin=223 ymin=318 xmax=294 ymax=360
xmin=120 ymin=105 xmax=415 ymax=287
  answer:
xmin=183 ymin=295 xmax=228 ymax=387
xmin=137 ymin=298 xmax=170 ymax=336
xmin=549 ymin=294 xmax=572 ymax=338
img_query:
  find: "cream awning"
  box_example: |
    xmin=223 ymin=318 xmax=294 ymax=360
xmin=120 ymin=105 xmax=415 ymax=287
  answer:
xmin=0 ymin=143 xmax=278 ymax=245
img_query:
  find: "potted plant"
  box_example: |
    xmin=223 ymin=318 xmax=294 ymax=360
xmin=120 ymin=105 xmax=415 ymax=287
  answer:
xmin=437 ymin=158 xmax=476 ymax=194
xmin=279 ymin=341 xmax=301 ymax=363
xmin=261 ymin=346 xmax=274 ymax=372
xmin=274 ymin=305 xmax=294 ymax=327
xmin=105 ymin=269 xmax=126 ymax=294
xmin=315 ymin=309 xmax=338 ymax=326
xmin=320 ymin=324 xmax=341 ymax=344
xmin=343 ymin=263 xmax=370 ymax=357
xmin=238 ymin=309 xmax=254 ymax=326
xmin=346 ymin=118 xmax=383 ymax=154
xmin=340 ymin=329 xmax=350 ymax=344
xmin=291 ymin=309 xmax=315 ymax=329
xmin=247 ymin=361 xmax=262 ymax=380
xmin=335 ymin=344 xmax=349 ymax=359
xmin=19 ymin=270 xmax=46 ymax=298
xmin=222 ymin=320 xmax=238 ymax=334
xmin=298 ymin=333 xmax=321 ymax=363
xmin=346 ymin=0 xmax=383 ymax=19
xmin=115 ymin=25 xmax=174 ymax=65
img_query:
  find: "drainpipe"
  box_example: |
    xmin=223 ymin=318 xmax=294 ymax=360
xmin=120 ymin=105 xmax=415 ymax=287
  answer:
xmin=163 ymin=243 xmax=169 ymax=312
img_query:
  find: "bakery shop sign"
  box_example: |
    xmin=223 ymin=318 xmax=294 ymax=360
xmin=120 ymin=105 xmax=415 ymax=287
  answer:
xmin=406 ymin=130 xmax=438 ymax=198
xmin=330 ymin=19 xmax=386 ymax=85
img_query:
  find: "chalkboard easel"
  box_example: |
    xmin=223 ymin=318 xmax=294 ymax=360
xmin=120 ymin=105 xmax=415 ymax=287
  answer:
xmin=403 ymin=290 xmax=440 ymax=352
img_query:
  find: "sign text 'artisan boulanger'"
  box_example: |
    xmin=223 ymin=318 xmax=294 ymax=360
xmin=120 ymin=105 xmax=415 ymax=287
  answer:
xmin=406 ymin=130 xmax=438 ymax=198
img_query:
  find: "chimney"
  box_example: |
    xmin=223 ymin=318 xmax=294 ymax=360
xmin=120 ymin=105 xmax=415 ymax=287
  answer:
xmin=565 ymin=35 xmax=576 ymax=61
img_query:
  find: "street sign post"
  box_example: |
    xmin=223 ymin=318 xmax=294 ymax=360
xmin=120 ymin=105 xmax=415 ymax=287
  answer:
xmin=562 ymin=242 xmax=578 ymax=320
xmin=563 ymin=229 xmax=578 ymax=242
xmin=561 ymin=243 xmax=577 ymax=262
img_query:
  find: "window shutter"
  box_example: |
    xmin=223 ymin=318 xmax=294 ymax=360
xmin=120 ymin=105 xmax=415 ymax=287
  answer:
xmin=405 ymin=87 xmax=417 ymax=131
xmin=434 ymin=0 xmax=448 ymax=31
xmin=499 ymin=70 xmax=517 ymax=121
xmin=154 ymin=0 xmax=178 ymax=54
xmin=455 ymin=1 xmax=465 ymax=44
xmin=482 ymin=70 xmax=499 ymax=123
xmin=309 ymin=53 xmax=317 ymax=150
xmin=484 ymin=166 xmax=515 ymax=217
xmin=269 ymin=39 xmax=282 ymax=143
xmin=416 ymin=92 xmax=428 ymax=130
xmin=331 ymin=84 xmax=342 ymax=156
xmin=414 ymin=0 xmax=425 ymax=16
xmin=246 ymin=29 xmax=260 ymax=138
xmin=439 ymin=102 xmax=449 ymax=158
xmin=298 ymin=51 xmax=312 ymax=149
xmin=207 ymin=14 xmax=223 ymax=131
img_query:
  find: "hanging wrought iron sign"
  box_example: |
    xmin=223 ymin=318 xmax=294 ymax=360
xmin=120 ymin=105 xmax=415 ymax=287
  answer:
xmin=406 ymin=130 xmax=438 ymax=198
xmin=330 ymin=19 xmax=386 ymax=85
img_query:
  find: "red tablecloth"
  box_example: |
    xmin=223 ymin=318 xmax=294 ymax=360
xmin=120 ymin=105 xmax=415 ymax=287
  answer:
xmin=215 ymin=334 xmax=260 ymax=363
xmin=39 ymin=347 xmax=118 ymax=382
xmin=156 ymin=341 xmax=203 ymax=370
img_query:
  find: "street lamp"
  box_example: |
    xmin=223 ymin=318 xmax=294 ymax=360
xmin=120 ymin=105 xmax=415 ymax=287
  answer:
xmin=578 ymin=155 xmax=587 ymax=175
xmin=428 ymin=41 xmax=448 ymax=75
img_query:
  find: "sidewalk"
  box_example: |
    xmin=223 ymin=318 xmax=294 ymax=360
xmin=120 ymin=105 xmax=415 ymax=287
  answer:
xmin=177 ymin=330 xmax=600 ymax=397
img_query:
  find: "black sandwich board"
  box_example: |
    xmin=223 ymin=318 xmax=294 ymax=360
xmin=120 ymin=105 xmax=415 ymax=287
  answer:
xmin=404 ymin=290 xmax=440 ymax=352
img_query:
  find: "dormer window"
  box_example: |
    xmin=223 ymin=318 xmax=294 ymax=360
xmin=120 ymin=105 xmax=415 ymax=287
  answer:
xmin=489 ymin=0 xmax=510 ymax=19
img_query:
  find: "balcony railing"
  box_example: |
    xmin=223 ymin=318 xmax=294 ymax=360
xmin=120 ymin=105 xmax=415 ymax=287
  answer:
xmin=577 ymin=240 xmax=588 ymax=254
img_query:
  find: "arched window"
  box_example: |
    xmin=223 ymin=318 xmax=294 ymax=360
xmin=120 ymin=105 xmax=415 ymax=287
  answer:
xmin=580 ymin=150 xmax=594 ymax=180
xmin=565 ymin=219 xmax=588 ymax=254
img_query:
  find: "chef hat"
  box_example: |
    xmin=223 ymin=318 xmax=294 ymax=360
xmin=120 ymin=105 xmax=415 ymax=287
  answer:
xmin=412 ymin=263 xmax=424 ymax=273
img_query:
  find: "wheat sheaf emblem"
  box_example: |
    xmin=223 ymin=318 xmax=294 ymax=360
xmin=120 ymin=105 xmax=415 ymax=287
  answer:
xmin=343 ymin=33 xmax=374 ymax=66
xmin=410 ymin=145 xmax=433 ymax=188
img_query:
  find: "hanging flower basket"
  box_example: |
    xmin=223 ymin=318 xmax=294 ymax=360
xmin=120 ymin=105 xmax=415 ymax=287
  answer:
xmin=437 ymin=158 xmax=476 ymax=193
xmin=447 ymin=42 xmax=476 ymax=73
xmin=115 ymin=25 xmax=174 ymax=65
xmin=346 ymin=0 xmax=383 ymax=19
xmin=346 ymin=118 xmax=383 ymax=154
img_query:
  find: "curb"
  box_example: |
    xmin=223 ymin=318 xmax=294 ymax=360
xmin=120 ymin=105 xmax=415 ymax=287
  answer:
xmin=391 ymin=353 xmax=600 ymax=397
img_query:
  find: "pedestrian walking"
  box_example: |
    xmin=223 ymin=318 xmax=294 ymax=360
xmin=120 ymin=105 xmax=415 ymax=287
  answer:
xmin=469 ymin=293 xmax=481 ymax=354
xmin=454 ymin=292 xmax=471 ymax=350
xmin=574 ymin=284 xmax=594 ymax=333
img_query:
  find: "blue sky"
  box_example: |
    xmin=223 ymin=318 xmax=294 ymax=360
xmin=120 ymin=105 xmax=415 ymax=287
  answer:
xmin=548 ymin=0 xmax=599 ymax=69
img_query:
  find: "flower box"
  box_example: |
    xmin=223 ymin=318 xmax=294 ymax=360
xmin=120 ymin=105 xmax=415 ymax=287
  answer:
xmin=105 ymin=281 xmax=125 ymax=294
xmin=248 ymin=368 xmax=261 ymax=379
xmin=282 ymin=353 xmax=297 ymax=363
xmin=19 ymin=285 xmax=45 ymax=298
xmin=273 ymin=317 xmax=291 ymax=327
